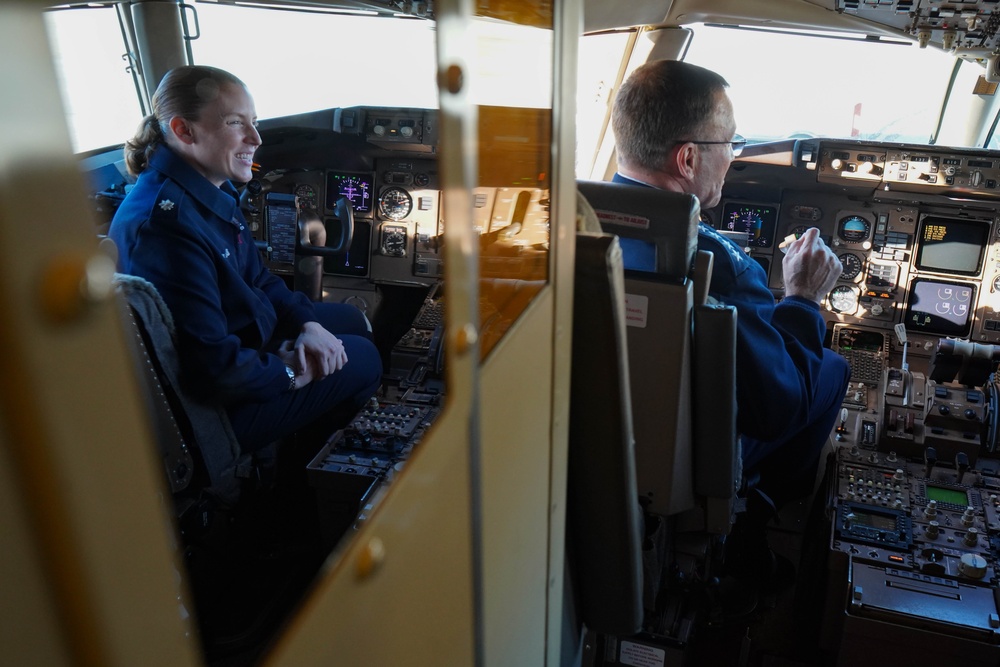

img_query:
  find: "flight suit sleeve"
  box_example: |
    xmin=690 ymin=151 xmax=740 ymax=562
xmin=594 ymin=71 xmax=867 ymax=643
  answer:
xmin=705 ymin=235 xmax=830 ymax=444
xmin=128 ymin=192 xmax=295 ymax=404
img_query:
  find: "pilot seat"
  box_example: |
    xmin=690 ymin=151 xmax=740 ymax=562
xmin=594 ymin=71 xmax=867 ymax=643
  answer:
xmin=573 ymin=180 xmax=741 ymax=658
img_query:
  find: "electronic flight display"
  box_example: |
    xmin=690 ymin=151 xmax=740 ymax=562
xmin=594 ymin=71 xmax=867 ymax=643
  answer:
xmin=915 ymin=216 xmax=990 ymax=276
xmin=326 ymin=172 xmax=374 ymax=216
xmin=904 ymin=278 xmax=976 ymax=337
xmin=721 ymin=202 xmax=778 ymax=248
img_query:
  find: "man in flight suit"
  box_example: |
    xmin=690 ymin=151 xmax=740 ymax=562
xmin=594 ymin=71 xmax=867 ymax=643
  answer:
xmin=610 ymin=59 xmax=851 ymax=577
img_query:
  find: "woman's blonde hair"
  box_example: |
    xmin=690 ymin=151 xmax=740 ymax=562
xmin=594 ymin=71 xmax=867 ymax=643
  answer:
xmin=124 ymin=65 xmax=246 ymax=176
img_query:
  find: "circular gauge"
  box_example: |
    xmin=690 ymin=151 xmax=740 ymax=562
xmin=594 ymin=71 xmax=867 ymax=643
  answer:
xmin=828 ymin=285 xmax=859 ymax=313
xmin=379 ymin=187 xmax=413 ymax=221
xmin=413 ymin=172 xmax=430 ymax=187
xmin=838 ymin=215 xmax=871 ymax=242
xmin=295 ymin=183 xmax=317 ymax=210
xmin=993 ymin=275 xmax=1000 ymax=293
xmin=381 ymin=225 xmax=407 ymax=257
xmin=838 ymin=252 xmax=863 ymax=281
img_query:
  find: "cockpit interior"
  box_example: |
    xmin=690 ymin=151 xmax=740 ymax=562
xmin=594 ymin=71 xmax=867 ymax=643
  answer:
xmin=16 ymin=0 xmax=1000 ymax=665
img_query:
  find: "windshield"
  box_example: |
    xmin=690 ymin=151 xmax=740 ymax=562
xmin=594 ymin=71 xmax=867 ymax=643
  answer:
xmin=45 ymin=2 xmax=550 ymax=153
xmin=45 ymin=5 xmax=143 ymax=153
xmin=683 ymin=23 xmax=983 ymax=147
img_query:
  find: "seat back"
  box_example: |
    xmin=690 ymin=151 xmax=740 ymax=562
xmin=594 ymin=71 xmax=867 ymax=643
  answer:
xmin=576 ymin=180 xmax=739 ymax=532
xmin=566 ymin=231 xmax=644 ymax=637
xmin=114 ymin=273 xmax=249 ymax=508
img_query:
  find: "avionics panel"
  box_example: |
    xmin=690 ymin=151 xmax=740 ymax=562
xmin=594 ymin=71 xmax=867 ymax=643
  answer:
xmin=322 ymin=217 xmax=372 ymax=278
xmin=816 ymin=142 xmax=1000 ymax=200
xmin=326 ymin=171 xmax=375 ymax=217
xmin=914 ymin=217 xmax=990 ymax=277
xmin=904 ymin=278 xmax=976 ymax=337
xmin=719 ymin=202 xmax=778 ymax=248
xmin=265 ymin=192 xmax=297 ymax=265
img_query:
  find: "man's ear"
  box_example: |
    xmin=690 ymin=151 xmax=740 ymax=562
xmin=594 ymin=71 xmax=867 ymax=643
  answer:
xmin=670 ymin=142 xmax=699 ymax=180
xmin=168 ymin=116 xmax=195 ymax=145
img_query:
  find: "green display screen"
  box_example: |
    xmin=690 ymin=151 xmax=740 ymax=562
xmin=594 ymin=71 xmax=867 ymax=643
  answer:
xmin=853 ymin=510 xmax=897 ymax=531
xmin=926 ymin=485 xmax=968 ymax=506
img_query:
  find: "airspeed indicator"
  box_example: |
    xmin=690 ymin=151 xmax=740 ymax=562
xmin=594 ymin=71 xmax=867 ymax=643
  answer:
xmin=839 ymin=252 xmax=863 ymax=281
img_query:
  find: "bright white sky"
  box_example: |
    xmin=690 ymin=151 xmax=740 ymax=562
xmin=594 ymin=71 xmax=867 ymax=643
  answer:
xmin=46 ymin=4 xmax=552 ymax=153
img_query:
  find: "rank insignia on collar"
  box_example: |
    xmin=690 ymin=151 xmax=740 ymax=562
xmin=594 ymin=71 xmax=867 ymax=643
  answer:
xmin=158 ymin=199 xmax=175 ymax=211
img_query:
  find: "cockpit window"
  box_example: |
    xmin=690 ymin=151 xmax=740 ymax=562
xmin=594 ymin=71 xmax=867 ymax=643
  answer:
xmin=189 ymin=4 xmax=439 ymax=116
xmin=45 ymin=6 xmax=143 ymax=153
xmin=683 ymin=23 xmax=983 ymax=148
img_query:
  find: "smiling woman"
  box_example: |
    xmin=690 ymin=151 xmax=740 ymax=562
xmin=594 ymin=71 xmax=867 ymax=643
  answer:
xmin=161 ymin=78 xmax=261 ymax=187
xmin=109 ymin=65 xmax=383 ymax=455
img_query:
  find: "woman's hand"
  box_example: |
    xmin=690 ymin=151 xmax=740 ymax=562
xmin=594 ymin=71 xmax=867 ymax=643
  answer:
xmin=293 ymin=321 xmax=348 ymax=380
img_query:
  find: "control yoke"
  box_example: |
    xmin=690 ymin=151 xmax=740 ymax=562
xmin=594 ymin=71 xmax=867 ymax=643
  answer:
xmin=297 ymin=196 xmax=354 ymax=256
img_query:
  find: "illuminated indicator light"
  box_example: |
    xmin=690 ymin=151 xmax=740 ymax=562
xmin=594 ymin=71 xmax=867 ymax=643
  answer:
xmin=888 ymin=555 xmax=904 ymax=563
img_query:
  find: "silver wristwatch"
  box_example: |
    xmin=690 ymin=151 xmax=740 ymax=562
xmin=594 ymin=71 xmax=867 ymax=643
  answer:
xmin=285 ymin=365 xmax=296 ymax=390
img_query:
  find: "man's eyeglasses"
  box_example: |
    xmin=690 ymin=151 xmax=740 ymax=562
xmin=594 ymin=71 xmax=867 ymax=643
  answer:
xmin=679 ymin=134 xmax=747 ymax=157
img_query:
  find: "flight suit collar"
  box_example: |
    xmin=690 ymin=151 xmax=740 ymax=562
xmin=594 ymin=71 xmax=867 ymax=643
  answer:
xmin=148 ymin=145 xmax=244 ymax=226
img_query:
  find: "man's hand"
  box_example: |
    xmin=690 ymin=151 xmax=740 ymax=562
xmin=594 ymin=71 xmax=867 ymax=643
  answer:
xmin=782 ymin=227 xmax=841 ymax=305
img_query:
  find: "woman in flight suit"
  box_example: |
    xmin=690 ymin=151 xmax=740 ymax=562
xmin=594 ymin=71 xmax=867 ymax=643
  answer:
xmin=109 ymin=65 xmax=382 ymax=452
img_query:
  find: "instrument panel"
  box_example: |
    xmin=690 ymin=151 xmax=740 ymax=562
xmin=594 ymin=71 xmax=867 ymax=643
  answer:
xmin=711 ymin=139 xmax=1000 ymax=349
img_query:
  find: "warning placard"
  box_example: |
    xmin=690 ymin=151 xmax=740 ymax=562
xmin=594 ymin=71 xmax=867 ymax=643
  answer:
xmin=595 ymin=209 xmax=651 ymax=230
xmin=624 ymin=293 xmax=648 ymax=328
xmin=619 ymin=639 xmax=666 ymax=667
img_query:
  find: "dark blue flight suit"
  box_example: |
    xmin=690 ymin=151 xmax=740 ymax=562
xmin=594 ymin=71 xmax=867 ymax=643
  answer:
xmin=110 ymin=145 xmax=382 ymax=451
xmin=613 ymin=173 xmax=851 ymax=508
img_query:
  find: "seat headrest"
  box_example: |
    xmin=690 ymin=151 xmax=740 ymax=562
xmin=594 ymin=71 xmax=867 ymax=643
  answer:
xmin=576 ymin=180 xmax=700 ymax=280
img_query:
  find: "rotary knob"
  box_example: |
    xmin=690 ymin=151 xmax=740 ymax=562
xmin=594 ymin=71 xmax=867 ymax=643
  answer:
xmin=858 ymin=162 xmax=883 ymax=176
xmin=926 ymin=521 xmax=940 ymax=539
xmin=964 ymin=527 xmax=980 ymax=547
xmin=924 ymin=501 xmax=938 ymax=519
xmin=959 ymin=553 xmax=988 ymax=579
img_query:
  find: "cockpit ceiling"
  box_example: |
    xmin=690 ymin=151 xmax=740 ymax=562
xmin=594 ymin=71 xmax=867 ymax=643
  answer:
xmin=49 ymin=0 xmax=435 ymax=19
xmin=586 ymin=0 xmax=1000 ymax=61
xmin=209 ymin=0 xmax=434 ymax=18
xmin=831 ymin=0 xmax=1000 ymax=57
